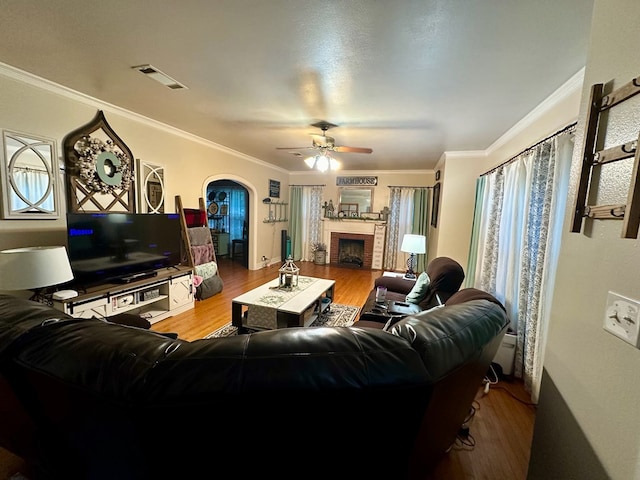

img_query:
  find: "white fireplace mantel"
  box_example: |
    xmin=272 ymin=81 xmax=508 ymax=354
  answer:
xmin=322 ymin=219 xmax=387 ymax=269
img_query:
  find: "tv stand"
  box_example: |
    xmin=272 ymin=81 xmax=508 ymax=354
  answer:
xmin=53 ymin=265 xmax=194 ymax=325
xmin=115 ymin=270 xmax=158 ymax=284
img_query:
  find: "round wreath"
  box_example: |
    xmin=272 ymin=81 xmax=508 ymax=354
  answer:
xmin=74 ymin=136 xmax=132 ymax=194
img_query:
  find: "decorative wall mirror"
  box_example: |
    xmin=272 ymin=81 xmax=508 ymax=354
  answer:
xmin=338 ymin=187 xmax=374 ymax=214
xmin=0 ymin=130 xmax=60 ymax=219
xmin=137 ymin=159 xmax=165 ymax=213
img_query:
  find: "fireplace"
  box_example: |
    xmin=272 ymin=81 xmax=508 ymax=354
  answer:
xmin=330 ymin=232 xmax=374 ymax=269
xmin=337 ymin=238 xmax=364 ymax=267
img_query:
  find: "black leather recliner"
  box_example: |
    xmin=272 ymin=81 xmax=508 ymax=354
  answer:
xmin=357 ymin=256 xmax=466 ymax=327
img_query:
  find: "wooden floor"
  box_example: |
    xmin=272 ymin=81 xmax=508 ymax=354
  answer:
xmin=0 ymin=257 xmax=536 ymax=479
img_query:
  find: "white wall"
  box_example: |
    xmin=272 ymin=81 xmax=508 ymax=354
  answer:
xmin=528 ymin=0 xmax=640 ymax=478
xmin=0 ymin=66 xmax=436 ymax=271
xmin=432 ymin=70 xmax=584 ymax=272
xmin=0 ymin=65 xmax=288 ymax=269
xmin=290 ymin=169 xmax=434 ymax=214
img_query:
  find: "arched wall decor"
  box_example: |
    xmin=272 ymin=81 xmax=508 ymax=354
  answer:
xmin=63 ymin=110 xmax=136 ymax=213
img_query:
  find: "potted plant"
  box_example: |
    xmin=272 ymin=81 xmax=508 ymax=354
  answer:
xmin=311 ymin=242 xmax=327 ymax=265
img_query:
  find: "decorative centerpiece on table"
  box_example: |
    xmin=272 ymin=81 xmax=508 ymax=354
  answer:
xmin=276 ymin=255 xmax=300 ymax=289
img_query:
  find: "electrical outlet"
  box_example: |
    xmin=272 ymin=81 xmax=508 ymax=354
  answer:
xmin=603 ymin=291 xmax=640 ymax=347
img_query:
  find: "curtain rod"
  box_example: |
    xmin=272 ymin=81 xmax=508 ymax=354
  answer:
xmin=387 ymin=185 xmax=433 ymax=189
xmin=481 ymin=122 xmax=577 ymax=177
xmin=290 ymin=184 xmax=326 ymax=186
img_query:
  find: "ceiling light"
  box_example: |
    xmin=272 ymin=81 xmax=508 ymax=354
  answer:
xmin=304 ymin=152 xmax=341 ymax=172
xmin=132 ymin=64 xmax=188 ymax=90
xmin=316 ymin=155 xmax=329 ymax=172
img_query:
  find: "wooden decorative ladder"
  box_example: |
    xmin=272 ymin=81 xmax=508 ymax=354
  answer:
xmin=571 ymin=74 xmax=640 ymax=238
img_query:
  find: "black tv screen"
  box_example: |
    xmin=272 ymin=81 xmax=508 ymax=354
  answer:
xmin=66 ymin=213 xmax=183 ymax=286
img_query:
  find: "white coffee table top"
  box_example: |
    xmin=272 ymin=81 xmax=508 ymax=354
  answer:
xmin=232 ymin=276 xmax=335 ymax=315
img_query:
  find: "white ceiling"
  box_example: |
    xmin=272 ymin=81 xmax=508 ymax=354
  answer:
xmin=0 ymin=0 xmax=594 ymax=172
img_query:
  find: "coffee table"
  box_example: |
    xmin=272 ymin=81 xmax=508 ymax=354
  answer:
xmin=231 ymin=275 xmax=335 ymax=332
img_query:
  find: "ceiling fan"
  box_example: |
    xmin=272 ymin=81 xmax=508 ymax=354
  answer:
xmin=276 ymin=121 xmax=373 ymax=155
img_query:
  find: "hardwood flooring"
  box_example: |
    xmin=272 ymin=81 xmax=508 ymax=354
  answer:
xmin=0 ymin=257 xmax=536 ymax=479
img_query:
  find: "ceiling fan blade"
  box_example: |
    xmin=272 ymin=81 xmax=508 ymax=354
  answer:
xmin=276 ymin=146 xmax=314 ymax=150
xmin=334 ymin=146 xmax=373 ymax=154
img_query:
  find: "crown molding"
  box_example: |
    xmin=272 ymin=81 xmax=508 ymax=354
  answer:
xmin=443 ymin=67 xmax=584 ymax=160
xmin=0 ymin=62 xmax=288 ymax=174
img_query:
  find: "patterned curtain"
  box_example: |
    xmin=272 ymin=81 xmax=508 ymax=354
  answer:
xmin=384 ymin=186 xmax=429 ymax=272
xmin=289 ymin=185 xmax=324 ymax=261
xmin=384 ymin=187 xmax=402 ymax=270
xmin=469 ymin=126 xmax=574 ymax=401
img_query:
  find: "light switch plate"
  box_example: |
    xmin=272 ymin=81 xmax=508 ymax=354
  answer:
xmin=603 ymin=291 xmax=640 ymax=347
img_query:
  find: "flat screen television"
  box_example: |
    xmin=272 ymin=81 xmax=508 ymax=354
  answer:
xmin=66 ymin=212 xmax=183 ymax=287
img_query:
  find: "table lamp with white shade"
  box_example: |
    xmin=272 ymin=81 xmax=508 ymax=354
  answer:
xmin=400 ymin=234 xmax=426 ymax=279
xmin=0 ymin=246 xmax=75 ymax=302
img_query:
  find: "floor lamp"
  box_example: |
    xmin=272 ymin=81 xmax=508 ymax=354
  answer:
xmin=400 ymin=234 xmax=426 ymax=279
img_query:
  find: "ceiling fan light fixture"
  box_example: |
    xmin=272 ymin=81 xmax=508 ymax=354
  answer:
xmin=304 ymin=156 xmax=316 ymax=169
xmin=316 ymin=155 xmax=329 ymax=172
xmin=303 ymin=153 xmax=340 ymax=172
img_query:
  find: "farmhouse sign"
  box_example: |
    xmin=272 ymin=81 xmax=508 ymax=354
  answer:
xmin=336 ymin=176 xmax=378 ymax=186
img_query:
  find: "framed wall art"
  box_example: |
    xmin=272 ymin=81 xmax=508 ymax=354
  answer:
xmin=63 ymin=110 xmax=136 ymax=213
xmin=431 ymin=182 xmax=441 ymax=227
xmin=269 ymin=179 xmax=280 ymax=198
xmin=0 ymin=130 xmax=61 ymax=219
xmin=137 ymin=159 xmax=165 ymax=213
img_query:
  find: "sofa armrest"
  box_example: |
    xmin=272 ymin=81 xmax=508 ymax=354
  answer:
xmin=374 ymin=275 xmax=416 ymax=295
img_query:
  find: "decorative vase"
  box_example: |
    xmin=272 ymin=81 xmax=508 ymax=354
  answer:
xmin=314 ymin=250 xmax=326 ymax=265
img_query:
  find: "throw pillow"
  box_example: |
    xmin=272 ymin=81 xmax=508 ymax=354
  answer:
xmin=195 ymin=261 xmax=218 ymax=280
xmin=405 ymin=272 xmax=430 ymax=304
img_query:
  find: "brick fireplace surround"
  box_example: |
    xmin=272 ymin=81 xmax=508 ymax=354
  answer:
xmin=322 ymin=219 xmax=386 ymax=270
xmin=330 ymin=232 xmax=374 ymax=269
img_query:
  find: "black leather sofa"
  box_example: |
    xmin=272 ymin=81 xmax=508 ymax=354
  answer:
xmin=0 ymin=291 xmax=508 ymax=479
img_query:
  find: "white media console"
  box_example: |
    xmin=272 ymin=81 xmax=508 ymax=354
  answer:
xmin=53 ymin=265 xmax=194 ymax=325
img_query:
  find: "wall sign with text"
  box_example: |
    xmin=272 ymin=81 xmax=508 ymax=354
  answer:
xmin=269 ymin=179 xmax=280 ymax=198
xmin=336 ymin=176 xmax=378 ymax=186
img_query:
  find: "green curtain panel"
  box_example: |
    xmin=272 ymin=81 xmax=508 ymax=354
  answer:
xmin=466 ymin=176 xmax=486 ymax=287
xmin=411 ymin=188 xmax=430 ymax=273
xmin=289 ymin=186 xmax=304 ymax=260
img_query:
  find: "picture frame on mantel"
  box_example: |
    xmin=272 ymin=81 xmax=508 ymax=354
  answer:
xmin=431 ymin=182 xmax=440 ymax=227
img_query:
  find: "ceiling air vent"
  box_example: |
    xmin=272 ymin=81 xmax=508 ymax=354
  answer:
xmin=132 ymin=64 xmax=188 ymax=90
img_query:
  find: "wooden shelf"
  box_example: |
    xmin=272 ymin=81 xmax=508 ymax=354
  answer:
xmin=264 ymin=201 xmax=288 ymax=223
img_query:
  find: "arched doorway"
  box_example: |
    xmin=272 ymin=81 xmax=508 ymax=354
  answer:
xmin=206 ymin=179 xmax=249 ymax=269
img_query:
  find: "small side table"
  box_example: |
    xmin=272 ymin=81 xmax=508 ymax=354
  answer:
xmin=382 ymin=271 xmax=417 ymax=282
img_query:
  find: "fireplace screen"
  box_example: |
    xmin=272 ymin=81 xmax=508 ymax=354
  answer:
xmin=337 ymin=238 xmax=364 ymax=267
